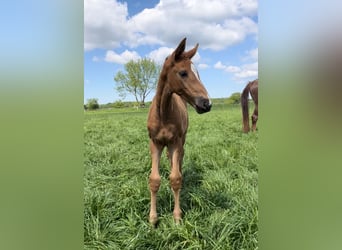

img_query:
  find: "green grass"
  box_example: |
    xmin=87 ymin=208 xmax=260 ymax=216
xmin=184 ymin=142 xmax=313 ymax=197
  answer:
xmin=84 ymin=103 xmax=258 ymax=249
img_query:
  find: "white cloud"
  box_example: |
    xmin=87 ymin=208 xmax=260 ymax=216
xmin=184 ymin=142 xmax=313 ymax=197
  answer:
xmin=214 ymin=61 xmax=227 ymax=70
xmin=147 ymin=47 xmax=174 ymax=64
xmin=214 ymin=61 xmax=241 ymax=72
xmin=198 ymin=63 xmax=209 ymax=69
xmin=235 ymin=62 xmax=258 ymax=78
xmin=104 ymin=50 xmax=141 ymax=64
xmin=147 ymin=46 xmax=201 ymax=65
xmin=84 ymin=0 xmax=131 ymax=50
xmin=129 ymin=2 xmax=258 ymax=50
xmin=214 ymin=61 xmax=258 ymax=79
xmin=235 ymin=70 xmax=257 ymax=78
xmin=84 ymin=0 xmax=258 ymax=51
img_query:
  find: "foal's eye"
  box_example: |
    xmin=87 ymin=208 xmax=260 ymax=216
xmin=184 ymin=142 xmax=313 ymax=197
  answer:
xmin=179 ymin=71 xmax=188 ymax=78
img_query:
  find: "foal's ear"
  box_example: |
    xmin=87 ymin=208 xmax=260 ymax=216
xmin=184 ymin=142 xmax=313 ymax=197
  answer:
xmin=183 ymin=43 xmax=199 ymax=59
xmin=174 ymin=37 xmax=187 ymax=61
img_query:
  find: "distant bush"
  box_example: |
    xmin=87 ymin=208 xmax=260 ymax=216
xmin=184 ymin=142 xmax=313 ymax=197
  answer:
xmin=86 ymin=98 xmax=100 ymax=110
xmin=226 ymin=92 xmax=241 ymax=104
xmin=113 ymin=100 xmax=125 ymax=108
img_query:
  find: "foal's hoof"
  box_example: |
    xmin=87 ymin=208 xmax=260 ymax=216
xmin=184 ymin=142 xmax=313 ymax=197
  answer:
xmin=173 ymin=212 xmax=182 ymax=225
xmin=149 ymin=216 xmax=158 ymax=227
xmin=174 ymin=217 xmax=182 ymax=225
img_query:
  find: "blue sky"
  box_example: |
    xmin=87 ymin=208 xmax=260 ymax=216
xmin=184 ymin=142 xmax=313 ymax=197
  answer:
xmin=84 ymin=0 xmax=258 ymax=104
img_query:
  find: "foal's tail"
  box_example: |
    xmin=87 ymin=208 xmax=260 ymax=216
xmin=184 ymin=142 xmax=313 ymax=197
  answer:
xmin=241 ymin=82 xmax=250 ymax=133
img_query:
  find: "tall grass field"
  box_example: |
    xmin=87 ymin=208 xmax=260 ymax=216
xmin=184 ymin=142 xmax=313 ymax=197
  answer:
xmin=84 ymin=102 xmax=258 ymax=249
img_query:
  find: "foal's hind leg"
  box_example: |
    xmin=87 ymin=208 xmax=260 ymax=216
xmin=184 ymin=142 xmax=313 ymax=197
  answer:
xmin=149 ymin=140 xmax=162 ymax=225
xmin=168 ymin=143 xmax=183 ymax=224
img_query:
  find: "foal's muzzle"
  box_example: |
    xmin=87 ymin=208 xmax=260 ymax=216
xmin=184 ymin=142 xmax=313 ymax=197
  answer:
xmin=194 ymin=97 xmax=212 ymax=114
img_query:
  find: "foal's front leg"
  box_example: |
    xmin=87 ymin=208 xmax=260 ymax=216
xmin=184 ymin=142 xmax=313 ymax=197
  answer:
xmin=168 ymin=143 xmax=183 ymax=224
xmin=149 ymin=140 xmax=162 ymax=225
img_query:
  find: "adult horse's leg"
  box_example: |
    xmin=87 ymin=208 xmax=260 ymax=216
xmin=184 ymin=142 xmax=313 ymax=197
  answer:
xmin=149 ymin=140 xmax=162 ymax=225
xmin=250 ymin=84 xmax=258 ymax=132
xmin=251 ymin=105 xmax=258 ymax=131
xmin=241 ymin=84 xmax=250 ymax=133
xmin=168 ymin=143 xmax=183 ymax=223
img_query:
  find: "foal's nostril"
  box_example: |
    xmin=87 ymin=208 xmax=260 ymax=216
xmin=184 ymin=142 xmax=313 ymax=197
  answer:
xmin=195 ymin=97 xmax=211 ymax=113
xmin=204 ymin=99 xmax=211 ymax=110
xmin=201 ymin=98 xmax=211 ymax=112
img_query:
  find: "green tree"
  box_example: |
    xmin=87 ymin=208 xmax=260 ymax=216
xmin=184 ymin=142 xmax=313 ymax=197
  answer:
xmin=114 ymin=58 xmax=160 ymax=107
xmin=227 ymin=92 xmax=241 ymax=104
xmin=86 ymin=98 xmax=100 ymax=110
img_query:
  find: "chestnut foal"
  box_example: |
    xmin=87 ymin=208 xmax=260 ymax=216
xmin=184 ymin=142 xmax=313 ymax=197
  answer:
xmin=147 ymin=38 xmax=211 ymax=225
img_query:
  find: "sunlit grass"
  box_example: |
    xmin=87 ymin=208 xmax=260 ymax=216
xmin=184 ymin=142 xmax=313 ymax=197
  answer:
xmin=84 ymin=103 xmax=258 ymax=249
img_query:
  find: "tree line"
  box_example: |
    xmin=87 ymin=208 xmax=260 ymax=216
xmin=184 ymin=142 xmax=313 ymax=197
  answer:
xmin=85 ymin=58 xmax=242 ymax=110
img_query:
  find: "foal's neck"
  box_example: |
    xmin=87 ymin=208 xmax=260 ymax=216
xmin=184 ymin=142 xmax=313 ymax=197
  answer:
xmin=155 ymin=78 xmax=174 ymax=121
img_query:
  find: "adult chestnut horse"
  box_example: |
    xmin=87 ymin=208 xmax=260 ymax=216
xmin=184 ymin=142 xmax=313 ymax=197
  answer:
xmin=241 ymin=79 xmax=258 ymax=132
xmin=147 ymin=38 xmax=211 ymax=225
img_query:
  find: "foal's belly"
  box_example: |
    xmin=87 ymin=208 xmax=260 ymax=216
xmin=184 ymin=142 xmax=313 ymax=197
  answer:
xmin=150 ymin=123 xmax=187 ymax=145
xmin=156 ymin=127 xmax=176 ymax=143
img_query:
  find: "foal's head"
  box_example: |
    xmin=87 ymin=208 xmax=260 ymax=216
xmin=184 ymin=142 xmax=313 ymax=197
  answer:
xmin=162 ymin=38 xmax=211 ymax=114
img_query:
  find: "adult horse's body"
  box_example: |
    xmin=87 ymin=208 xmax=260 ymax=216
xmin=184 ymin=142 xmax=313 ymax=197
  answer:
xmin=241 ymin=79 xmax=258 ymax=133
xmin=147 ymin=38 xmax=211 ymax=225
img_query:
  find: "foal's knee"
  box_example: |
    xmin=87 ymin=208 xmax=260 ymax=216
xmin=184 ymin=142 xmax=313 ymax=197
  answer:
xmin=170 ymin=174 xmax=182 ymax=191
xmin=149 ymin=175 xmax=161 ymax=193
